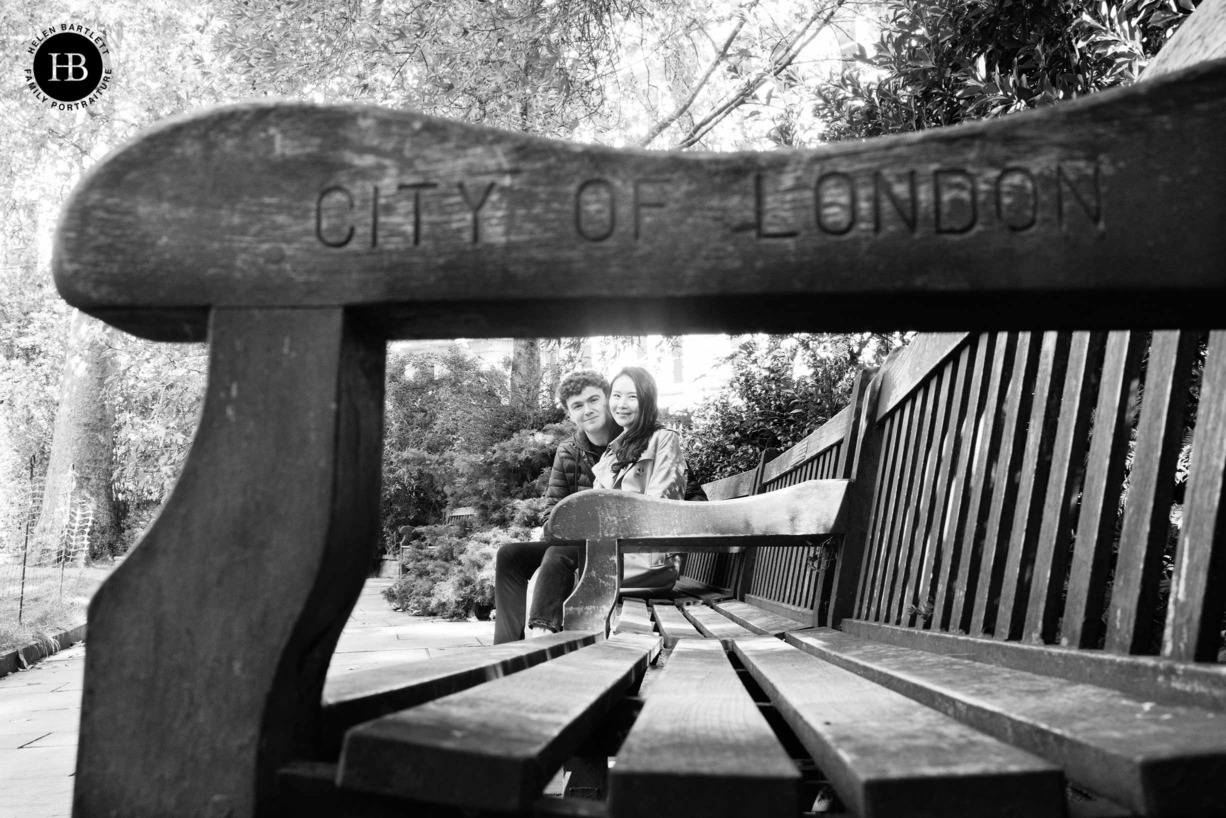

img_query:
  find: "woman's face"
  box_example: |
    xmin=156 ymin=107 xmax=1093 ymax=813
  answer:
xmin=609 ymin=374 xmax=640 ymax=429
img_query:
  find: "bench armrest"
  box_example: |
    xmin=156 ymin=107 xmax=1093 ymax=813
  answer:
xmin=552 ymin=480 xmax=849 ymax=634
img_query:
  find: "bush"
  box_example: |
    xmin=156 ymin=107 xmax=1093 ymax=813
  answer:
xmin=383 ymin=522 xmax=538 ymax=620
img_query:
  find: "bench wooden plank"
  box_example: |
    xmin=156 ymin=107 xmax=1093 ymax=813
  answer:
xmin=617 ymin=599 xmax=655 ymax=635
xmin=337 ymin=633 xmax=660 ymax=812
xmin=1107 ymin=330 xmax=1201 ymax=655
xmin=1024 ymin=331 xmax=1105 ymax=644
xmin=995 ymin=330 xmax=1071 ymax=640
xmin=734 ymin=636 xmax=1063 ymax=818
xmin=931 ymin=332 xmax=994 ymax=630
xmin=1062 ymin=330 xmax=1145 ymax=648
xmin=320 ymin=630 xmax=599 ymax=754
xmin=649 ymin=601 xmax=703 ymax=648
xmin=609 ymin=639 xmax=799 ymax=817
xmin=711 ymin=600 xmax=807 ymax=636
xmin=790 ymin=628 xmax=1226 ymax=817
xmin=970 ymin=331 xmax=1042 ymax=636
xmin=1164 ymin=329 xmax=1226 ymax=662
xmin=681 ymin=605 xmax=759 ymax=643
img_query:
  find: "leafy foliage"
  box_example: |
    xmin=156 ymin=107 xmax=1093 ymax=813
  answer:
xmin=685 ymin=333 xmax=905 ymax=482
xmin=812 ymin=0 xmax=1198 ymax=141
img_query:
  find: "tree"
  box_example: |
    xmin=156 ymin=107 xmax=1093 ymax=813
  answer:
xmin=685 ymin=333 xmax=904 ymax=482
xmin=811 ymin=0 xmax=1197 ymax=142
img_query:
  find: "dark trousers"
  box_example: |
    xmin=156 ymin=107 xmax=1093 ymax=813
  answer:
xmin=493 ymin=540 xmax=580 ymax=644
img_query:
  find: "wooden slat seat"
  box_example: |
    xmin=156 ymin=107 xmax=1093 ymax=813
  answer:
xmin=788 ymin=629 xmax=1226 ymax=817
xmin=734 ymin=636 xmax=1065 ymax=818
xmin=711 ymin=600 xmax=810 ymax=636
xmin=681 ymin=604 xmax=760 ymax=643
xmin=649 ymin=601 xmax=704 ymax=648
xmin=615 ymin=598 xmax=655 ymax=636
xmin=608 ymin=639 xmax=799 ymax=817
xmin=337 ymin=633 xmax=661 ymax=812
xmin=319 ymin=630 xmax=599 ymax=756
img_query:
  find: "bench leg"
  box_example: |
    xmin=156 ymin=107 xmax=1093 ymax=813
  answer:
xmin=563 ymin=538 xmax=619 ymax=636
xmin=74 ymin=308 xmax=385 ymax=817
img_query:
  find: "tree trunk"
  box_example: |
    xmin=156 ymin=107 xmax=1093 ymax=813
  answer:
xmin=510 ymin=338 xmax=541 ymax=412
xmin=32 ymin=310 xmax=119 ymax=562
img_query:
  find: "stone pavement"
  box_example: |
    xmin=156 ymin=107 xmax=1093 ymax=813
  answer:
xmin=0 ymin=578 xmax=495 ymax=818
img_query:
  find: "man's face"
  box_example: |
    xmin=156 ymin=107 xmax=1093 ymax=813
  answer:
xmin=565 ymin=385 xmax=610 ymax=436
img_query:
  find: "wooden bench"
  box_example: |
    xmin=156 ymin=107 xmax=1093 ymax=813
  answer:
xmin=52 ymin=5 xmax=1226 ymax=816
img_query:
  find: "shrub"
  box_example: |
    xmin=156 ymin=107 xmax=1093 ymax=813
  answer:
xmin=384 ymin=522 xmax=538 ymax=620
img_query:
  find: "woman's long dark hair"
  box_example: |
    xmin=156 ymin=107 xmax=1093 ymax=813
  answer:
xmin=609 ymin=366 xmax=664 ymax=474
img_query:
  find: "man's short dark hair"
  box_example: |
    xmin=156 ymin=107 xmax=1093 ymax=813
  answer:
xmin=556 ymin=369 xmax=609 ymax=407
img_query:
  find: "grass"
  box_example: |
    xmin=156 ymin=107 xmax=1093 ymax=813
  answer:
xmin=0 ymin=564 xmax=112 ymax=654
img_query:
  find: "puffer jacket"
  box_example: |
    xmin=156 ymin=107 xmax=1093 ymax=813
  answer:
xmin=543 ymin=425 xmax=613 ymax=513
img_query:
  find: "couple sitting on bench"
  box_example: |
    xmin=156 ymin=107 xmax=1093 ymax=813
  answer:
xmin=494 ymin=366 xmax=707 ymax=643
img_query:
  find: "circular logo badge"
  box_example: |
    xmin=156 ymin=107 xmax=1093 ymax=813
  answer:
xmin=25 ymin=25 xmax=112 ymax=110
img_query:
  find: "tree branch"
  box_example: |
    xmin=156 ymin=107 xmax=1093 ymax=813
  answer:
xmin=638 ymin=2 xmax=759 ymax=148
xmin=674 ymin=0 xmax=848 ymax=149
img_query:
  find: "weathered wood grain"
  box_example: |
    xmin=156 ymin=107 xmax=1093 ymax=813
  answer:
xmin=617 ymin=598 xmax=655 ymax=635
xmin=650 ymin=601 xmax=703 ymax=648
xmin=1025 ymin=331 xmax=1105 ymax=644
xmin=1062 ymin=331 xmax=1145 ymax=648
xmin=320 ymin=631 xmax=598 ymax=755
xmin=791 ymin=628 xmax=1226 ymax=817
xmin=994 ymin=331 xmax=1071 ymax=641
xmin=762 ymin=405 xmax=849 ymax=485
xmin=609 ymin=639 xmax=799 ymax=818
xmin=856 ymin=410 xmax=903 ymax=619
xmin=735 ymin=637 xmax=1063 ymax=818
xmin=875 ymin=334 xmax=972 ymax=421
xmin=1163 ymin=330 xmax=1226 ymax=661
xmin=842 ymin=619 xmax=1226 ymax=713
xmin=970 ymin=332 xmax=1041 ymax=636
xmin=710 ymin=600 xmax=807 ymax=635
xmin=75 ymin=309 xmax=384 ymax=818
xmin=949 ymin=333 xmax=1016 ymax=633
xmin=55 ymin=61 xmax=1226 ymax=343
xmin=932 ymin=333 xmax=994 ymax=631
xmin=337 ymin=634 xmax=659 ymax=812
xmin=702 ymin=469 xmax=756 ymax=501
xmin=1106 ymin=331 xmax=1200 ymax=655
xmin=550 ymin=479 xmax=849 ymax=540
xmin=681 ymin=604 xmax=760 ymax=644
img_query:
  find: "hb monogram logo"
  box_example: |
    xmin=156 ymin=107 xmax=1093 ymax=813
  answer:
xmin=26 ymin=25 xmax=112 ymax=110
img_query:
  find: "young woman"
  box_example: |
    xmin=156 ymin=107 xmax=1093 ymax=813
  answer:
xmin=590 ymin=365 xmax=689 ymax=594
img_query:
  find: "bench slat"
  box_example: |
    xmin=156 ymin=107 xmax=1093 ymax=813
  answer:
xmin=610 ymin=639 xmax=799 ymax=817
xmin=337 ymin=633 xmax=660 ymax=812
xmin=970 ymin=331 xmax=1042 ymax=636
xmin=995 ymin=330 xmax=1071 ymax=640
xmin=681 ymin=605 xmax=759 ymax=643
xmin=790 ymin=628 xmax=1226 ymax=817
xmin=1164 ymin=329 xmax=1226 ymax=661
xmin=320 ymin=630 xmax=598 ymax=754
xmin=711 ymin=600 xmax=807 ymax=636
xmin=649 ymin=602 xmax=703 ymax=648
xmin=1107 ymin=330 xmax=1201 ymax=655
xmin=1062 ymin=330 xmax=1145 ymax=648
xmin=735 ymin=636 xmax=1063 ymax=818
xmin=1024 ymin=331 xmax=1105 ymax=644
xmin=616 ymin=599 xmax=655 ymax=635
xmin=930 ymin=333 xmax=993 ymax=631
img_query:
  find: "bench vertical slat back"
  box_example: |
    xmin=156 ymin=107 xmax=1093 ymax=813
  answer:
xmin=1106 ymin=330 xmax=1202 ymax=654
xmin=929 ymin=333 xmax=996 ymax=631
xmin=1061 ymin=330 xmax=1145 ymax=648
xmin=947 ymin=333 xmax=1017 ymax=633
xmin=994 ymin=331 xmax=1073 ymax=641
xmin=908 ymin=343 xmax=973 ymax=627
xmin=1164 ymin=329 xmax=1226 ymax=661
xmin=1023 ymin=331 xmax=1106 ymax=644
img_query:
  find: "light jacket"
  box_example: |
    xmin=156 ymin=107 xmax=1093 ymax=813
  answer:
xmin=593 ymin=428 xmax=689 ymax=592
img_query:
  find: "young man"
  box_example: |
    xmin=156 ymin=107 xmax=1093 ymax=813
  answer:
xmin=493 ymin=370 xmax=617 ymax=644
xmin=492 ymin=369 xmax=704 ymax=643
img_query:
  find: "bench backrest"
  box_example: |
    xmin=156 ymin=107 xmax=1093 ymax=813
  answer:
xmin=50 ymin=4 xmax=1226 ymax=814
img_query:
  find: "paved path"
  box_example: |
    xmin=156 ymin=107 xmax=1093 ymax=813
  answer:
xmin=0 ymin=578 xmax=495 ymax=818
